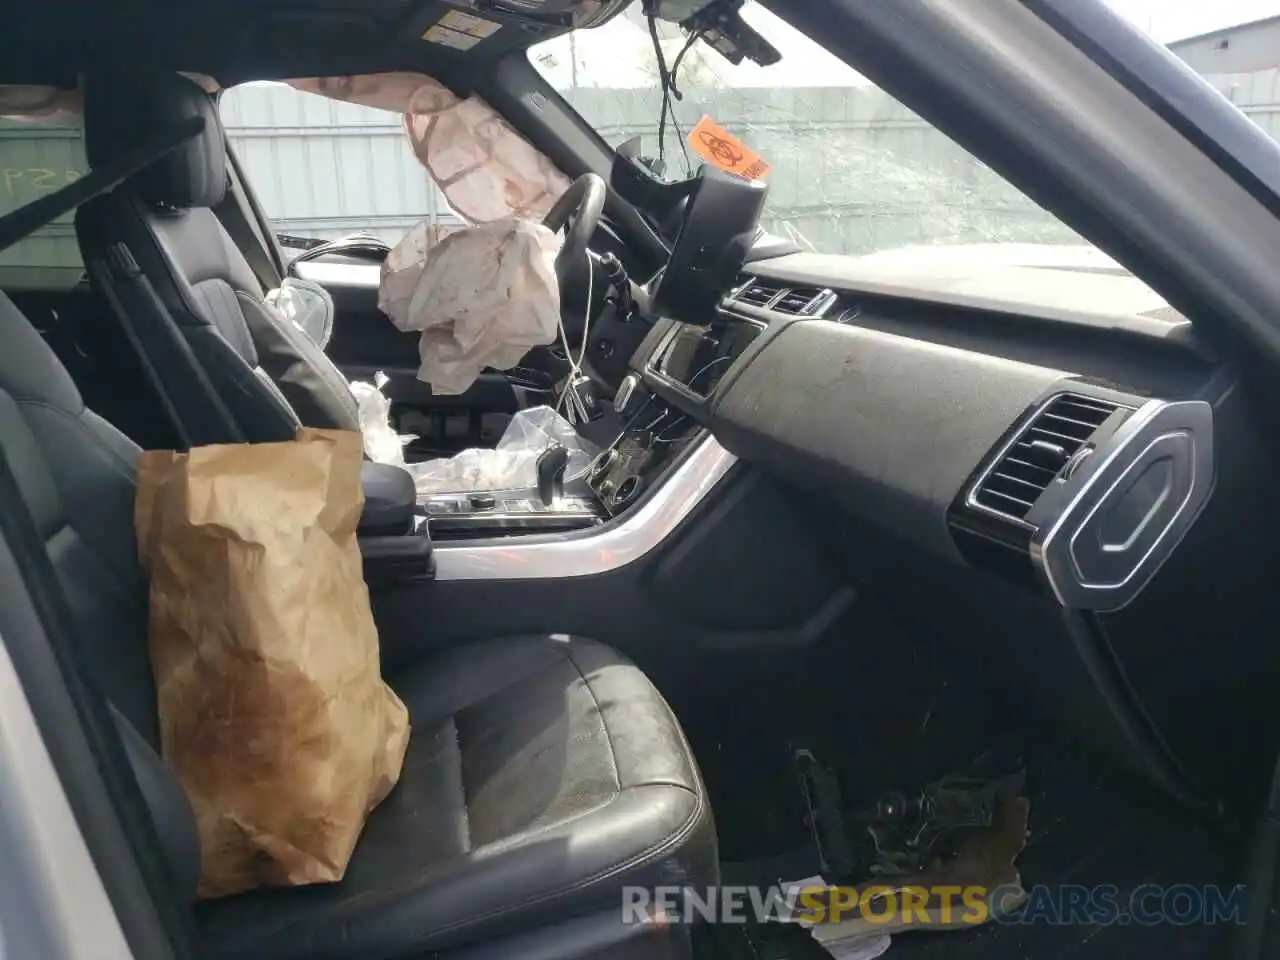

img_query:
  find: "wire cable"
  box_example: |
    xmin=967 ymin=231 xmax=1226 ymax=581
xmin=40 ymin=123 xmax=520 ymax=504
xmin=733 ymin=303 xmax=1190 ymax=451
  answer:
xmin=555 ymin=249 xmax=595 ymax=424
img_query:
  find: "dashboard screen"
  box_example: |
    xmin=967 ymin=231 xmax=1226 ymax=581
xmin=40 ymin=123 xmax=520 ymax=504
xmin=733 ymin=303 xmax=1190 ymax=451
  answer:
xmin=653 ymin=318 xmax=765 ymax=398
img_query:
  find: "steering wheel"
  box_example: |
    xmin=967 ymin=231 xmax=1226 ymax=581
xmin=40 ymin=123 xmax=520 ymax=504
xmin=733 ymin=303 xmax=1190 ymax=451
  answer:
xmin=543 ymin=172 xmax=607 ymax=300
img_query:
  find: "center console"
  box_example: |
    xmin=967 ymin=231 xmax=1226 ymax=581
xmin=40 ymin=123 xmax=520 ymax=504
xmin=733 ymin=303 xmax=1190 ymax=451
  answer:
xmin=416 ymin=308 xmax=763 ymax=550
xmin=421 ymin=486 xmax=603 ymax=539
xmin=646 ymin=314 xmax=766 ymax=403
xmin=419 ymin=402 xmax=706 ymax=543
xmin=408 ymin=166 xmax=769 ymax=555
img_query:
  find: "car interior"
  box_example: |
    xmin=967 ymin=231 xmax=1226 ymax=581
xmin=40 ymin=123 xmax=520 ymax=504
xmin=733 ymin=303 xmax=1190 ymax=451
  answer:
xmin=2 ymin=0 xmax=1280 ymax=958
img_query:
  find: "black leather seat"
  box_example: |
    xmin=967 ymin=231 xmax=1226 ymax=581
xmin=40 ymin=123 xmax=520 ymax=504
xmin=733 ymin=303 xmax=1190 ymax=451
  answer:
xmin=0 ymin=289 xmax=716 ymax=957
xmin=202 ymin=636 xmax=714 ymax=959
xmin=75 ymin=70 xmax=364 ymax=446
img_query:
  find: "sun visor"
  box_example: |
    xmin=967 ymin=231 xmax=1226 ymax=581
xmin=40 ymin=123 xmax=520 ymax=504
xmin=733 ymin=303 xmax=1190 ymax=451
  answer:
xmin=0 ymin=85 xmax=82 ymax=124
xmin=394 ymin=1 xmax=628 ymax=41
xmin=1 ymin=74 xmax=218 ymax=125
xmin=286 ymin=73 xmax=570 ymax=223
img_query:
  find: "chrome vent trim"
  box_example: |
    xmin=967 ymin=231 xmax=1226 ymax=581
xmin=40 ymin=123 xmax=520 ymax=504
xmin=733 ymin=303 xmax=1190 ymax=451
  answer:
xmin=772 ymin=286 xmax=825 ymax=315
xmin=729 ymin=278 xmax=837 ymax=317
xmin=969 ymin=394 xmax=1123 ymax=525
xmin=1032 ymin=398 xmax=1215 ymax=612
xmin=732 ymin=278 xmax=785 ymax=309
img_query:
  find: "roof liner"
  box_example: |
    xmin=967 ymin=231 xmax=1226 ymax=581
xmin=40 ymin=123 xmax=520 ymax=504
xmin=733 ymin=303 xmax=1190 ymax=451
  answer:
xmin=0 ymin=0 xmax=626 ymax=91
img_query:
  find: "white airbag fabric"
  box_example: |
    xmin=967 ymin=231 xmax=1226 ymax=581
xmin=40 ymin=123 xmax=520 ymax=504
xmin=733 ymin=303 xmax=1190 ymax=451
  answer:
xmin=286 ymin=73 xmax=570 ymax=223
xmin=378 ymin=218 xmax=562 ymax=395
xmin=350 ymin=372 xmax=598 ymax=496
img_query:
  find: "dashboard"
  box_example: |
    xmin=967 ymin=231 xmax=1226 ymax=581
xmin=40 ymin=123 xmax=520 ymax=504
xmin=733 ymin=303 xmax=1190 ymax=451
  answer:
xmin=292 ymin=219 xmax=1280 ymax=806
xmin=628 ymin=250 xmax=1280 ymax=805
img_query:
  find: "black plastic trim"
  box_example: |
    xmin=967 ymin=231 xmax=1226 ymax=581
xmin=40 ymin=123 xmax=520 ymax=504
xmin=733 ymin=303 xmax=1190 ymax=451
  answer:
xmin=0 ymin=451 xmax=193 ymax=957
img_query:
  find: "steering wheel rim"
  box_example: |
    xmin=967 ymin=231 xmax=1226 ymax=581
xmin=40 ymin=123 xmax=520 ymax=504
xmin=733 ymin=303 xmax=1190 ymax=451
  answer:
xmin=544 ymin=173 xmax=607 ymax=289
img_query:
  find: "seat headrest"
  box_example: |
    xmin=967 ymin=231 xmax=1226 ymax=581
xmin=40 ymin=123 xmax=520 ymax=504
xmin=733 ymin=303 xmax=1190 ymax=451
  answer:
xmin=84 ymin=72 xmax=226 ymax=210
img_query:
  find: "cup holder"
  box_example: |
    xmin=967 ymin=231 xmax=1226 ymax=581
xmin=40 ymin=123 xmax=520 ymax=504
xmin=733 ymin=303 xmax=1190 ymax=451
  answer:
xmin=614 ymin=475 xmax=641 ymax=505
xmin=589 ymin=450 xmax=615 ymax=484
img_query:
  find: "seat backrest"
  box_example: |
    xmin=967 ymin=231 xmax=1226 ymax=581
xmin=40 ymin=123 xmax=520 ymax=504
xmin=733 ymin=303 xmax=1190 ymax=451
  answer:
xmin=75 ymin=70 xmax=360 ymax=446
xmin=0 ymin=288 xmax=201 ymax=904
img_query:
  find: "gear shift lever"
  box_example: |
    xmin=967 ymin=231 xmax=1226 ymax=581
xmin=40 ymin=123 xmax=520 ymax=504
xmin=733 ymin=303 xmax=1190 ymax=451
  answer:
xmin=536 ymin=444 xmax=569 ymax=507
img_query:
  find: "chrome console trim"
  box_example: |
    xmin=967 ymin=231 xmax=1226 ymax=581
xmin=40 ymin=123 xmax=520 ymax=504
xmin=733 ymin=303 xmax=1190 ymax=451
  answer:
xmin=432 ymin=433 xmax=738 ymax=580
xmin=1031 ymin=399 xmax=1215 ymax=612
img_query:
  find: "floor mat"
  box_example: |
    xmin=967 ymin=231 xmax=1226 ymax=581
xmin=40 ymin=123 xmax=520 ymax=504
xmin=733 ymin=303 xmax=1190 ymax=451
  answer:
xmin=673 ymin=604 xmax=1010 ymax=864
xmin=881 ymin=737 xmax=1241 ymax=959
xmin=712 ymin=738 xmax=1240 ymax=958
xmin=674 ymin=597 xmax=1244 ymax=957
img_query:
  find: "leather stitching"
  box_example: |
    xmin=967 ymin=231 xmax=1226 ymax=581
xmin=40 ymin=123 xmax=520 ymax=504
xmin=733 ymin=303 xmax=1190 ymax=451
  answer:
xmin=573 ymin=643 xmax=623 ymax=793
xmin=213 ymin=637 xmax=711 ymax=952
xmin=19 ymin=401 xmax=138 ymax=482
xmin=368 ymin=638 xmax=709 ymax=944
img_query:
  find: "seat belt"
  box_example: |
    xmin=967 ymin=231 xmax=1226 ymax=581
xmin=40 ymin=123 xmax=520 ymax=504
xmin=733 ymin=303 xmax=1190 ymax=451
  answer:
xmin=87 ymin=243 xmax=246 ymax=447
xmin=215 ymin=151 xmax=283 ymax=292
xmin=0 ymin=116 xmax=205 ymax=254
xmin=0 ymin=444 xmax=201 ymax=959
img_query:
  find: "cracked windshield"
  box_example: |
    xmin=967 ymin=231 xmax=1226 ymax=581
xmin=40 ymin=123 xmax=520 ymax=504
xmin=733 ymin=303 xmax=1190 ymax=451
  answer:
xmin=3 ymin=0 xmax=1279 ymax=287
xmin=529 ymin=1 xmax=1087 ymax=257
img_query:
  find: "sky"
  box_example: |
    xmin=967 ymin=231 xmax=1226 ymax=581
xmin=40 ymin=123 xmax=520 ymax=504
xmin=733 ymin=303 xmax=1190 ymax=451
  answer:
xmin=531 ymin=0 xmax=1280 ymax=89
xmin=1107 ymin=0 xmax=1278 ymax=41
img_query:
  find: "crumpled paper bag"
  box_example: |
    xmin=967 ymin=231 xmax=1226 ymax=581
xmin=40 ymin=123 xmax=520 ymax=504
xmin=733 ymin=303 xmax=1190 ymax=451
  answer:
xmin=134 ymin=428 xmax=411 ymax=900
xmin=378 ymin=217 xmax=562 ymax=395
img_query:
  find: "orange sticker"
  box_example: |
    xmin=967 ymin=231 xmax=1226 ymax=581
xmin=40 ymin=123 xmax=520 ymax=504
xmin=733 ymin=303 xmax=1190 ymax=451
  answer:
xmin=687 ymin=115 xmax=771 ymax=180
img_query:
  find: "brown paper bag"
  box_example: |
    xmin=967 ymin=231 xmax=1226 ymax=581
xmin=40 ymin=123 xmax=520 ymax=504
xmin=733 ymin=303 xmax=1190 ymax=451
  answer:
xmin=135 ymin=428 xmax=410 ymax=900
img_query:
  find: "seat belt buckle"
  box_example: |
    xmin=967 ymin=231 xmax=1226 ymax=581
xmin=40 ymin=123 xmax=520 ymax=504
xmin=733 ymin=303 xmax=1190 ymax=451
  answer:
xmin=105 ymin=242 xmax=142 ymax=280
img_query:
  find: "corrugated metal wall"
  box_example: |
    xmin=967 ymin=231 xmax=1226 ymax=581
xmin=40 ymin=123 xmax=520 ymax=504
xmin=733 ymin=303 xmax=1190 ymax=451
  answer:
xmin=221 ymin=83 xmax=459 ymax=249
xmin=0 ymin=121 xmax=87 ymax=286
xmin=216 ymin=81 xmax=1085 ymax=255
xmin=1170 ymin=18 xmax=1280 ymax=75
xmin=1204 ymin=70 xmax=1280 ymax=140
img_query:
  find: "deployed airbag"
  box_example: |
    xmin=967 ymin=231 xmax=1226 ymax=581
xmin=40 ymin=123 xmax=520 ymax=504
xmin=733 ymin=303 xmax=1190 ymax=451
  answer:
xmin=378 ymin=217 xmax=562 ymax=395
xmin=288 ymin=73 xmax=573 ymax=395
xmin=287 ymin=73 xmax=570 ymax=223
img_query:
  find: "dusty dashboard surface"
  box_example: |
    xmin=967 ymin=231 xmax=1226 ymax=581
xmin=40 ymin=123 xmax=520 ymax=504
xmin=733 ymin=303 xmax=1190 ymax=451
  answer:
xmin=651 ymin=250 xmax=1278 ymax=804
xmin=699 ymin=253 xmax=1218 ymax=594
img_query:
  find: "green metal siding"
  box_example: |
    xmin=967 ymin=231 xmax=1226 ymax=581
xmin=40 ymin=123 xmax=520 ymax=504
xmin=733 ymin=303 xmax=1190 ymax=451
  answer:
xmin=0 ymin=120 xmax=88 ymax=288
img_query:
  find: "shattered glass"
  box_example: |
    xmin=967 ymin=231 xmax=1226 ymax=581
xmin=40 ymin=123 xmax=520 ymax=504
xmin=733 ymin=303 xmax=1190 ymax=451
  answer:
xmin=528 ymin=2 xmax=1090 ymax=257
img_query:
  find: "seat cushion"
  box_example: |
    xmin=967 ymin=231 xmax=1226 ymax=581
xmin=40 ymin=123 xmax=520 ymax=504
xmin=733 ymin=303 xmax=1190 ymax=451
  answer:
xmin=196 ymin=635 xmax=717 ymax=960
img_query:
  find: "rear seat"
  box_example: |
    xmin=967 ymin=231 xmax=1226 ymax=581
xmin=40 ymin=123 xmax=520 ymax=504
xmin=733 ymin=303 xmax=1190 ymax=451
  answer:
xmin=6 ymin=285 xmax=181 ymax=451
xmin=0 ymin=288 xmax=716 ymax=958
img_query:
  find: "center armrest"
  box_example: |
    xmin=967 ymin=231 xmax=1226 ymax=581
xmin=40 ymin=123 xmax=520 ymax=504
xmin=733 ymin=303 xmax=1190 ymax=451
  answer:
xmin=360 ymin=461 xmax=417 ymax=537
xmin=359 ymin=462 xmax=434 ymax=588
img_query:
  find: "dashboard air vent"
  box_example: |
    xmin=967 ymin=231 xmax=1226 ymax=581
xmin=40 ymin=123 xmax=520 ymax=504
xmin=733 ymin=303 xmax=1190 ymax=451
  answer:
xmin=733 ymin=278 xmax=784 ymax=309
xmin=973 ymin=394 xmax=1120 ymax=521
xmin=772 ymin=286 xmax=826 ymax=315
